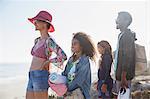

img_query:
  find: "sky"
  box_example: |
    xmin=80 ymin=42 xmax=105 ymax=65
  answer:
xmin=0 ymin=0 xmax=149 ymax=64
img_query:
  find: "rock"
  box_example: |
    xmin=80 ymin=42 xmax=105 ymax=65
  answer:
xmin=131 ymin=90 xmax=150 ymax=99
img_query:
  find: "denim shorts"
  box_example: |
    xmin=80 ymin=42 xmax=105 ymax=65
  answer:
xmin=27 ymin=70 xmax=49 ymax=92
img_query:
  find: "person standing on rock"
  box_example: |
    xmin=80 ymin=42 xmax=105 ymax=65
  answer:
xmin=114 ymin=11 xmax=137 ymax=98
xmin=97 ymin=40 xmax=113 ymax=99
xmin=62 ymin=32 xmax=96 ymax=99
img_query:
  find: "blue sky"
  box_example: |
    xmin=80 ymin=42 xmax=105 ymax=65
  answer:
xmin=0 ymin=0 xmax=149 ymax=63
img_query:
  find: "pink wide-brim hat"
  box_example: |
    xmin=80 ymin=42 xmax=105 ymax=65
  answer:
xmin=28 ymin=11 xmax=55 ymax=32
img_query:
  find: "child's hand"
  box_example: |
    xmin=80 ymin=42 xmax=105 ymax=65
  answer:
xmin=64 ymin=91 xmax=71 ymax=97
xmin=93 ymin=81 xmax=98 ymax=90
xmin=101 ymin=84 xmax=107 ymax=93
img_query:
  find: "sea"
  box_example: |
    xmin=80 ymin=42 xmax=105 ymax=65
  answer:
xmin=0 ymin=62 xmax=98 ymax=99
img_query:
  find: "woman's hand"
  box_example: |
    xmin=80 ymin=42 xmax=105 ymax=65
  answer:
xmin=101 ymin=84 xmax=107 ymax=93
xmin=42 ymin=60 xmax=50 ymax=70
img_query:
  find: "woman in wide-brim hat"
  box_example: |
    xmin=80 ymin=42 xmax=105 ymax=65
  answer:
xmin=26 ymin=10 xmax=67 ymax=99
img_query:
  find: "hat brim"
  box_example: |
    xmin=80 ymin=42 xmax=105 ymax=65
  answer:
xmin=28 ymin=18 xmax=55 ymax=33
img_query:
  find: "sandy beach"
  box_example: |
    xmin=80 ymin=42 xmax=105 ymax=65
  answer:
xmin=0 ymin=76 xmax=27 ymax=99
xmin=0 ymin=63 xmax=29 ymax=99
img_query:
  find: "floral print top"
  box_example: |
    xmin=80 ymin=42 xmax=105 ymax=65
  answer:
xmin=31 ymin=36 xmax=67 ymax=68
xmin=46 ymin=37 xmax=67 ymax=68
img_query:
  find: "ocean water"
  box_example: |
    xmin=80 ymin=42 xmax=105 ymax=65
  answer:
xmin=0 ymin=62 xmax=98 ymax=84
xmin=0 ymin=62 xmax=98 ymax=83
xmin=0 ymin=62 xmax=98 ymax=99
xmin=0 ymin=63 xmax=30 ymax=84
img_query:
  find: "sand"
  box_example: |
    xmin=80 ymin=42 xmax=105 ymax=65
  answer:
xmin=0 ymin=77 xmax=27 ymax=99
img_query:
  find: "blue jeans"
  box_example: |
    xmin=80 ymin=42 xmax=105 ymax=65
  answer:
xmin=27 ymin=70 xmax=49 ymax=92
